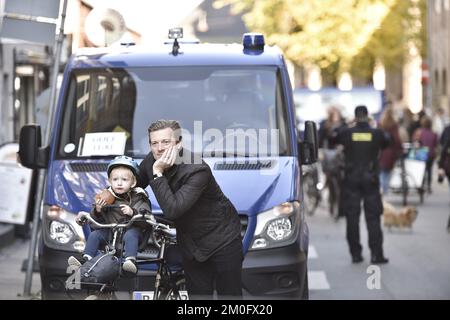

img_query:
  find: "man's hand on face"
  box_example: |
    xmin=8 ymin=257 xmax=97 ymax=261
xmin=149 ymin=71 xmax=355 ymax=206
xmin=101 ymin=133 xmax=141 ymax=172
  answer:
xmin=153 ymin=145 xmax=177 ymax=175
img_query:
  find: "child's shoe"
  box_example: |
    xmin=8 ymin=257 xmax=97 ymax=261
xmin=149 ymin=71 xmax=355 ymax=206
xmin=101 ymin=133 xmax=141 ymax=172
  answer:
xmin=67 ymin=255 xmax=91 ymax=268
xmin=67 ymin=256 xmax=82 ymax=268
xmin=122 ymin=259 xmax=137 ymax=274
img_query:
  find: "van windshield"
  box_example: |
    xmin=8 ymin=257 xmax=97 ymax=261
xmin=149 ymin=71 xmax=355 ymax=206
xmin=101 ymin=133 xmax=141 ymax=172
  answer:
xmin=56 ymin=66 xmax=290 ymax=159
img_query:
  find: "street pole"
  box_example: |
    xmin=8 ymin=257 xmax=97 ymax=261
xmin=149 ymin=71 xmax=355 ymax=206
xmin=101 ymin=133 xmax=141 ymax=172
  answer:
xmin=23 ymin=0 xmax=68 ymax=297
xmin=426 ymin=0 xmax=433 ymax=111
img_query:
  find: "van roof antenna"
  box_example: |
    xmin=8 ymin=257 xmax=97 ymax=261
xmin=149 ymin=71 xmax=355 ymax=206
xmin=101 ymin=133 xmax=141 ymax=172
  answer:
xmin=168 ymin=27 xmax=183 ymax=56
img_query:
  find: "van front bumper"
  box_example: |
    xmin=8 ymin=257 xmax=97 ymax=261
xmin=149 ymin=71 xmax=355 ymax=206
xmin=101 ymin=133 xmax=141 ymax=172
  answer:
xmin=39 ymin=239 xmax=308 ymax=299
xmin=242 ymin=241 xmax=308 ymax=299
xmin=38 ymin=241 xmax=153 ymax=300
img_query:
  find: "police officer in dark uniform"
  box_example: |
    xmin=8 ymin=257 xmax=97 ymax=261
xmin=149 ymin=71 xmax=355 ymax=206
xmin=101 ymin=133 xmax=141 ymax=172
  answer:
xmin=336 ymin=105 xmax=390 ymax=264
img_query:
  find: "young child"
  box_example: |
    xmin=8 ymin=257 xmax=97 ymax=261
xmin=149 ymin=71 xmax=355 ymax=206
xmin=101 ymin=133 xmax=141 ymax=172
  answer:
xmin=68 ymin=155 xmax=151 ymax=274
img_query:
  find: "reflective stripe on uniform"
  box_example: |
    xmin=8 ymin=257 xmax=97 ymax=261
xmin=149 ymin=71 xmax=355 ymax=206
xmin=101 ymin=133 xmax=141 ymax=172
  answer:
xmin=352 ymin=132 xmax=372 ymax=142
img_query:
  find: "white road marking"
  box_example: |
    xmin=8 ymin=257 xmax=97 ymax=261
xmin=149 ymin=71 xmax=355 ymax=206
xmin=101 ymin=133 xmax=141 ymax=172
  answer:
xmin=308 ymin=245 xmax=318 ymax=259
xmin=308 ymin=271 xmax=330 ymax=290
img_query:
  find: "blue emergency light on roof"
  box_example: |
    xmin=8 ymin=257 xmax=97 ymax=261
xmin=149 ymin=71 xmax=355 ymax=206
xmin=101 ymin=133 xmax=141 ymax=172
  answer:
xmin=242 ymin=33 xmax=265 ymax=52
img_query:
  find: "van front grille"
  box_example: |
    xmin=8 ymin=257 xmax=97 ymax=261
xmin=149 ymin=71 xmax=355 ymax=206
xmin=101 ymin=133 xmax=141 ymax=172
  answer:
xmin=214 ymin=161 xmax=272 ymax=171
xmin=69 ymin=163 xmax=108 ymax=172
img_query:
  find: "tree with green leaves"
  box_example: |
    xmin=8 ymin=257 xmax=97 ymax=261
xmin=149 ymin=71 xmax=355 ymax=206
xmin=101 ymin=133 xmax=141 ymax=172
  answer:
xmin=215 ymin=0 xmax=426 ymax=85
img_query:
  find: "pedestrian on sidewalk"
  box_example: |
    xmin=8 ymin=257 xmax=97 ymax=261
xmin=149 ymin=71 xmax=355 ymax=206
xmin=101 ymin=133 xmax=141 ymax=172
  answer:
xmin=438 ymin=124 xmax=450 ymax=232
xmin=412 ymin=116 xmax=438 ymax=193
xmin=378 ymin=107 xmax=403 ymax=195
xmin=318 ymin=105 xmax=347 ymax=218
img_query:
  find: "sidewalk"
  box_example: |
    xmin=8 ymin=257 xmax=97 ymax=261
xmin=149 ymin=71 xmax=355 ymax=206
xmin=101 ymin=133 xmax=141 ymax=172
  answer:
xmin=0 ymin=223 xmax=14 ymax=249
xmin=0 ymin=238 xmax=41 ymax=299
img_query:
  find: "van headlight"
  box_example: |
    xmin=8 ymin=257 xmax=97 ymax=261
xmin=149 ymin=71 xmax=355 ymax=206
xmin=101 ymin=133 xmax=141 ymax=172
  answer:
xmin=49 ymin=221 xmax=73 ymax=244
xmin=267 ymin=217 xmax=292 ymax=240
xmin=43 ymin=205 xmax=86 ymax=252
xmin=250 ymin=201 xmax=300 ymax=250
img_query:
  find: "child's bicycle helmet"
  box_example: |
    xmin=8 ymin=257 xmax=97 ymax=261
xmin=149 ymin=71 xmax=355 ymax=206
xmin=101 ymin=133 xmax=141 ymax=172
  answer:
xmin=107 ymin=155 xmax=139 ymax=178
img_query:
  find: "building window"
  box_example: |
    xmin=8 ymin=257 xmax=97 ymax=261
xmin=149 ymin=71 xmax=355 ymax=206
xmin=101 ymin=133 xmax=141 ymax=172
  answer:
xmin=435 ymin=0 xmax=442 ymax=13
xmin=435 ymin=70 xmax=440 ymax=94
xmin=444 ymin=0 xmax=450 ymax=10
xmin=443 ymin=70 xmax=447 ymax=95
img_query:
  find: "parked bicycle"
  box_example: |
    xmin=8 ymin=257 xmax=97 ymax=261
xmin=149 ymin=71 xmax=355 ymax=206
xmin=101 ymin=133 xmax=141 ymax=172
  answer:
xmin=302 ymin=163 xmax=322 ymax=216
xmin=65 ymin=208 xmax=187 ymax=300
xmin=321 ymin=148 xmax=344 ymax=218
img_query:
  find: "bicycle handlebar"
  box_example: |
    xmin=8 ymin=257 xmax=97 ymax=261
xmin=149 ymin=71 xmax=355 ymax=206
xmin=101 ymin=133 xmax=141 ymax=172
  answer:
xmin=77 ymin=211 xmax=175 ymax=237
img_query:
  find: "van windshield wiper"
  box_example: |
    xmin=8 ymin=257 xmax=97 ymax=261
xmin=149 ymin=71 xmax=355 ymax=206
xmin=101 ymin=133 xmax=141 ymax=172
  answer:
xmin=76 ymin=155 xmax=120 ymax=159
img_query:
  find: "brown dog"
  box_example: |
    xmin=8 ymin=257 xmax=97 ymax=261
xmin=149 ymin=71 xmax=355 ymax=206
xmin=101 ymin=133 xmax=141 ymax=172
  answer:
xmin=382 ymin=201 xmax=418 ymax=230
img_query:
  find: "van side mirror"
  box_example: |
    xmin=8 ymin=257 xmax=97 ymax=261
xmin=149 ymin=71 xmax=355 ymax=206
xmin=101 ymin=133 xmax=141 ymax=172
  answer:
xmin=18 ymin=124 xmax=49 ymax=169
xmin=298 ymin=121 xmax=318 ymax=165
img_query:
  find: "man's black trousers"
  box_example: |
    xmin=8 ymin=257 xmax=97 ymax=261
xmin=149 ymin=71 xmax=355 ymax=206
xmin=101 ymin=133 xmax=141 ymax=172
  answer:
xmin=182 ymin=237 xmax=243 ymax=299
xmin=342 ymin=176 xmax=384 ymax=258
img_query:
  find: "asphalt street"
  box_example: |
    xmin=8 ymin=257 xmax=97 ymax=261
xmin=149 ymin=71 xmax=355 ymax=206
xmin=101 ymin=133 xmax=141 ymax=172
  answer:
xmin=307 ymin=175 xmax=450 ymax=299
xmin=0 ymin=176 xmax=449 ymax=300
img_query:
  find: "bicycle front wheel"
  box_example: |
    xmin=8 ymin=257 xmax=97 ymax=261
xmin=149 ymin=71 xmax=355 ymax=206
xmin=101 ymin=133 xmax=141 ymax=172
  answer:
xmin=162 ymin=277 xmax=188 ymax=300
xmin=303 ymin=176 xmax=320 ymax=215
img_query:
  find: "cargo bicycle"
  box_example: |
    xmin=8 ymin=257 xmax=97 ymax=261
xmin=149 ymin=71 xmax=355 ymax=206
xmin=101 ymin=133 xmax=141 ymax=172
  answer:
xmin=65 ymin=207 xmax=187 ymax=300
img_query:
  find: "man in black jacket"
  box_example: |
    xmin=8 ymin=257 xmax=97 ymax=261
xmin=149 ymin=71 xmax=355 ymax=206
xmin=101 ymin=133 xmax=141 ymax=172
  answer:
xmin=137 ymin=120 xmax=243 ymax=299
xmin=438 ymin=124 xmax=450 ymax=232
xmin=336 ymin=106 xmax=390 ymax=264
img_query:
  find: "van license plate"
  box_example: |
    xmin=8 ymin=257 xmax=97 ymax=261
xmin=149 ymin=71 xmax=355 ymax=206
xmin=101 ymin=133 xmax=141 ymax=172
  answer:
xmin=132 ymin=290 xmax=189 ymax=300
xmin=133 ymin=291 xmax=155 ymax=300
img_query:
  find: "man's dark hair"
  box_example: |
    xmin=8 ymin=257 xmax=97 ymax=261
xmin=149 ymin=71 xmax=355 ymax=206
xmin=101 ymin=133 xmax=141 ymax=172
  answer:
xmin=148 ymin=120 xmax=182 ymax=142
xmin=354 ymin=105 xmax=369 ymax=121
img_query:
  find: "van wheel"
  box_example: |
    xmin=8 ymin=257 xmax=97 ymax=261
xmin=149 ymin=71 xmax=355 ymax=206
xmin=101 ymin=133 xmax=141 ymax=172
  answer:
xmin=41 ymin=287 xmax=67 ymax=300
xmin=299 ymin=268 xmax=309 ymax=300
xmin=85 ymin=292 xmax=117 ymax=300
xmin=40 ymin=288 xmax=49 ymax=300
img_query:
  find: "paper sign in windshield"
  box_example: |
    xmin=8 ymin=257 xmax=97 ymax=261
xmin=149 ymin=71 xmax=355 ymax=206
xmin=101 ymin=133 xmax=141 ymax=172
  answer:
xmin=81 ymin=132 xmax=126 ymax=156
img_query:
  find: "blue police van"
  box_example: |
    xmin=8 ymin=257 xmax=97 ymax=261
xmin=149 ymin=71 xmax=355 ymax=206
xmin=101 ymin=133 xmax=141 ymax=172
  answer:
xmin=19 ymin=30 xmax=318 ymax=299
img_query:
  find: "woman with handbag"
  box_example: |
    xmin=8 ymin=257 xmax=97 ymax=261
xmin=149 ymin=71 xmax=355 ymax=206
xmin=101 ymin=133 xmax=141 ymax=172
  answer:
xmin=378 ymin=107 xmax=403 ymax=195
xmin=412 ymin=116 xmax=438 ymax=193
